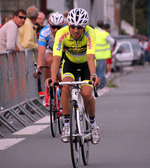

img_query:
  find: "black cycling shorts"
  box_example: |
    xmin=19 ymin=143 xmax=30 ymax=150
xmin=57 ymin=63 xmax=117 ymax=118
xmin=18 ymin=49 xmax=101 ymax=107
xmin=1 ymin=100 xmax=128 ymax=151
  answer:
xmin=62 ymin=57 xmax=90 ymax=81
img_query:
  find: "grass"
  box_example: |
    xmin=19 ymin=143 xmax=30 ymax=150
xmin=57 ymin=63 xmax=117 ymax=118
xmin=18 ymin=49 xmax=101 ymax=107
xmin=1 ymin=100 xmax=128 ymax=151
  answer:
xmin=106 ymin=79 xmax=118 ymax=88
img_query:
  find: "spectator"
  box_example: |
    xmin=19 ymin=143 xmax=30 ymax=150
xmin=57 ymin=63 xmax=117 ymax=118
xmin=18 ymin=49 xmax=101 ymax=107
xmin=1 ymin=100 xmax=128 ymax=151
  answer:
xmin=36 ymin=12 xmax=45 ymax=27
xmin=18 ymin=5 xmax=39 ymax=50
xmin=95 ymin=20 xmax=115 ymax=91
xmin=34 ymin=11 xmax=46 ymax=92
xmin=0 ymin=9 xmax=26 ymax=52
xmin=63 ymin=10 xmax=69 ymax=26
xmin=0 ymin=16 xmax=12 ymax=28
xmin=103 ymin=23 xmax=116 ymax=78
xmin=35 ymin=12 xmax=45 ymax=40
xmin=145 ymin=40 xmax=150 ymax=63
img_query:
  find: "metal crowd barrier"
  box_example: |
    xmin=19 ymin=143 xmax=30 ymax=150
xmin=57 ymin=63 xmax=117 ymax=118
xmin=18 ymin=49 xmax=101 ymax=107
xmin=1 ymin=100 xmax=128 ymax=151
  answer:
xmin=0 ymin=49 xmax=48 ymax=137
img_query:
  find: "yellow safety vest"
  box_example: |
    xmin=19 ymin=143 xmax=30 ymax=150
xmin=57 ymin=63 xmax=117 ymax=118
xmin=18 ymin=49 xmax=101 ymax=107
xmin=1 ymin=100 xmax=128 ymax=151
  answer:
xmin=95 ymin=27 xmax=111 ymax=60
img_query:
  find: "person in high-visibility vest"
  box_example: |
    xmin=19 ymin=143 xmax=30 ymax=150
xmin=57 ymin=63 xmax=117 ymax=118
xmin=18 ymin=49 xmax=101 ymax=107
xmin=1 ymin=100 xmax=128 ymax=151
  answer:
xmin=95 ymin=20 xmax=115 ymax=90
xmin=103 ymin=23 xmax=116 ymax=78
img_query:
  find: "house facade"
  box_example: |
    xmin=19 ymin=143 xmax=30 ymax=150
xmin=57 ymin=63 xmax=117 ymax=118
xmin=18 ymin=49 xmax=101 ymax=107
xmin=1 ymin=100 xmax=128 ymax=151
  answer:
xmin=0 ymin=0 xmax=121 ymax=35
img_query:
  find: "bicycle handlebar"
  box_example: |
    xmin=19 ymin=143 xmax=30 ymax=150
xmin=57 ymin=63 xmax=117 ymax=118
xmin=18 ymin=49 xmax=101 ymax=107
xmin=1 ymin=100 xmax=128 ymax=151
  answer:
xmin=48 ymin=78 xmax=98 ymax=97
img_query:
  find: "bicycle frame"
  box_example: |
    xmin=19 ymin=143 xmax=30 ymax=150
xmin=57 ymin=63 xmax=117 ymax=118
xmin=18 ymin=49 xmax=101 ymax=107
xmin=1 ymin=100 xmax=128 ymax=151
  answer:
xmin=56 ymin=81 xmax=91 ymax=142
xmin=71 ymin=84 xmax=91 ymax=144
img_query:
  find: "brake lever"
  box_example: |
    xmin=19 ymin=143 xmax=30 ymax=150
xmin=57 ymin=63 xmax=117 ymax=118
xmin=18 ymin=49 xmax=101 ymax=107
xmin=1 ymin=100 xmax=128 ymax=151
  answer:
xmin=92 ymin=77 xmax=98 ymax=98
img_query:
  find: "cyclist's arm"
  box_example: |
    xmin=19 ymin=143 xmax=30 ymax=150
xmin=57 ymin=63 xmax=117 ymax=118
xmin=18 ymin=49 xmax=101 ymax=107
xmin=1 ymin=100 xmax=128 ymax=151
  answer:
xmin=37 ymin=26 xmax=49 ymax=69
xmin=33 ymin=45 xmax=46 ymax=78
xmin=87 ymin=54 xmax=96 ymax=75
xmin=37 ymin=45 xmax=46 ymax=70
xmin=48 ymin=55 xmax=61 ymax=86
xmin=87 ymin=54 xmax=100 ymax=86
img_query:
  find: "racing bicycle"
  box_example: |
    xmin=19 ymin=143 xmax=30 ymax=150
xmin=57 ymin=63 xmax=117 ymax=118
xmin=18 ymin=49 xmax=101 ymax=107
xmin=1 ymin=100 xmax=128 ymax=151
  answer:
xmin=34 ymin=63 xmax=64 ymax=137
xmin=49 ymin=69 xmax=98 ymax=168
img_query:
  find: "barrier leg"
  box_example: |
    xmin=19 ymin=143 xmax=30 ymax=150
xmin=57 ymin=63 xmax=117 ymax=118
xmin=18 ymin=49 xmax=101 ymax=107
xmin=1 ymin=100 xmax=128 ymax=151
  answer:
xmin=18 ymin=104 xmax=37 ymax=122
xmin=28 ymin=100 xmax=47 ymax=117
xmin=9 ymin=109 xmax=29 ymax=127
xmin=35 ymin=98 xmax=49 ymax=111
xmin=26 ymin=100 xmax=46 ymax=117
xmin=0 ymin=132 xmax=4 ymax=138
xmin=0 ymin=116 xmax=18 ymax=132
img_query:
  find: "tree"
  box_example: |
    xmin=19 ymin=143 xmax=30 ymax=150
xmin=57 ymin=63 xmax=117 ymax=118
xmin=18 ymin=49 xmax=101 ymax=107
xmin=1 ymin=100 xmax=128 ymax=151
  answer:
xmin=121 ymin=0 xmax=148 ymax=36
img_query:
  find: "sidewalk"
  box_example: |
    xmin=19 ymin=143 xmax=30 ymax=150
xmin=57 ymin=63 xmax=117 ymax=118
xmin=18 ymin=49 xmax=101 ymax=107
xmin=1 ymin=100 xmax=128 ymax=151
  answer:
xmin=97 ymin=66 xmax=134 ymax=97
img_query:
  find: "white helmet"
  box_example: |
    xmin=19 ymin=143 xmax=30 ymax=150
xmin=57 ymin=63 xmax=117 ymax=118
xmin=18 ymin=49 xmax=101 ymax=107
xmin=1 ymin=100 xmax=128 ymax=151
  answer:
xmin=49 ymin=12 xmax=64 ymax=26
xmin=67 ymin=8 xmax=89 ymax=27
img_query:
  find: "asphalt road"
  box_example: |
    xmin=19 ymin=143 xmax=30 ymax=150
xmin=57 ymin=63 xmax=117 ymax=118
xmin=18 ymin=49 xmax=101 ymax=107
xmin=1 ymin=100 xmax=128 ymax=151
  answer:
xmin=0 ymin=65 xmax=150 ymax=168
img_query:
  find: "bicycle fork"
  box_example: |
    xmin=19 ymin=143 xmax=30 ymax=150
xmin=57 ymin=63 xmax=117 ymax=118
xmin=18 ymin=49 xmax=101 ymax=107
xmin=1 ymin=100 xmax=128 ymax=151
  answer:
xmin=72 ymin=89 xmax=91 ymax=145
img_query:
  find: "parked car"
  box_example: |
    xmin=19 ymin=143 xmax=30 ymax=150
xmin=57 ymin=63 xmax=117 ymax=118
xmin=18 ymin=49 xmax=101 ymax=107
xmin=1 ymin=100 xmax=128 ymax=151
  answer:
xmin=111 ymin=37 xmax=144 ymax=71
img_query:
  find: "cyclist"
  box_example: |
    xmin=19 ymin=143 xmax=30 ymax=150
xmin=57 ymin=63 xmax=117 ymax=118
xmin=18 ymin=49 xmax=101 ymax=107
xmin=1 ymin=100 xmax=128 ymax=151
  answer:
xmin=34 ymin=12 xmax=64 ymax=106
xmin=46 ymin=8 xmax=101 ymax=144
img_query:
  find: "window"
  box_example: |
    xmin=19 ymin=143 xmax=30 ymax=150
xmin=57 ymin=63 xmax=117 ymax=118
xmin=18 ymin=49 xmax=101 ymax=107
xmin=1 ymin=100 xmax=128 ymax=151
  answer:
xmin=118 ymin=43 xmax=130 ymax=53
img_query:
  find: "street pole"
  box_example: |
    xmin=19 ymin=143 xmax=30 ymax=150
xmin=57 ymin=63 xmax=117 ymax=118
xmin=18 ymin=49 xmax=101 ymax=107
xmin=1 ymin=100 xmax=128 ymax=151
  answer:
xmin=148 ymin=0 xmax=150 ymax=39
xmin=0 ymin=0 xmax=1 ymax=25
xmin=70 ymin=0 xmax=74 ymax=9
xmin=132 ymin=0 xmax=136 ymax=34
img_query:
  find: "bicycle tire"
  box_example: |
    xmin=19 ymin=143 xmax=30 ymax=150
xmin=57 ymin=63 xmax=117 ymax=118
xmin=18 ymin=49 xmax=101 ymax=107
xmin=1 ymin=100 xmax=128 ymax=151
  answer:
xmin=70 ymin=100 xmax=80 ymax=168
xmin=56 ymin=86 xmax=64 ymax=134
xmin=58 ymin=113 xmax=64 ymax=134
xmin=81 ymin=111 xmax=90 ymax=165
xmin=50 ymin=87 xmax=57 ymax=137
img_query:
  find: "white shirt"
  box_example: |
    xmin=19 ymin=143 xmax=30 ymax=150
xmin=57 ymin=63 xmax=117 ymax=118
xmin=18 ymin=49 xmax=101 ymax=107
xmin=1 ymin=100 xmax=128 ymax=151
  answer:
xmin=0 ymin=20 xmax=18 ymax=52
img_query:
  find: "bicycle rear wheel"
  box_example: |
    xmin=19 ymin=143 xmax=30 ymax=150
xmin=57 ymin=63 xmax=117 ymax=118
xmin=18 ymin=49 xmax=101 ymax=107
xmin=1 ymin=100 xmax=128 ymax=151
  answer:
xmin=81 ymin=111 xmax=90 ymax=165
xmin=70 ymin=100 xmax=80 ymax=168
xmin=50 ymin=87 xmax=57 ymax=137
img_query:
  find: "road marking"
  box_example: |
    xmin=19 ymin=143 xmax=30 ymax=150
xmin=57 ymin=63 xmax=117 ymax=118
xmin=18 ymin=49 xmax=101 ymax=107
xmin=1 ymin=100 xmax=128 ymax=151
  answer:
xmin=0 ymin=138 xmax=25 ymax=150
xmin=35 ymin=116 xmax=50 ymax=124
xmin=13 ymin=125 xmax=49 ymax=135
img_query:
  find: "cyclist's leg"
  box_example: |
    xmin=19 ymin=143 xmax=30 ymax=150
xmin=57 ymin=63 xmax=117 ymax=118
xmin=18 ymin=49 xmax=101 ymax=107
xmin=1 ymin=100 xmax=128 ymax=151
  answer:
xmin=44 ymin=52 xmax=53 ymax=80
xmin=81 ymin=85 xmax=100 ymax=144
xmin=61 ymin=59 xmax=75 ymax=142
xmin=61 ymin=76 xmax=73 ymax=142
xmin=81 ymin=61 xmax=101 ymax=144
xmin=61 ymin=59 xmax=76 ymax=116
xmin=81 ymin=85 xmax=95 ymax=118
xmin=80 ymin=62 xmax=95 ymax=118
xmin=43 ymin=52 xmax=53 ymax=106
xmin=61 ymin=77 xmax=72 ymax=115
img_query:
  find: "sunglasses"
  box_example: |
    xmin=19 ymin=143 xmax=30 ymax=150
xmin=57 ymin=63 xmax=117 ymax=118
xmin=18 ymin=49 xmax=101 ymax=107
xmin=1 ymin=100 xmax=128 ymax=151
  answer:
xmin=51 ymin=25 xmax=62 ymax=30
xmin=18 ymin=15 xmax=26 ymax=20
xmin=70 ymin=25 xmax=83 ymax=30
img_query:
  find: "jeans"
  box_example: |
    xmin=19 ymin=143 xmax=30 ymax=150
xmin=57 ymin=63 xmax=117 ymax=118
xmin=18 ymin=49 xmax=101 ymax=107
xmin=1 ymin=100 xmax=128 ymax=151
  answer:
xmin=96 ymin=59 xmax=106 ymax=89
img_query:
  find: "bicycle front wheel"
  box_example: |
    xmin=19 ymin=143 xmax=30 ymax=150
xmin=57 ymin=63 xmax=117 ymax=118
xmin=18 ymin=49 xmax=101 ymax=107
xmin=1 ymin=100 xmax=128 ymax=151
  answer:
xmin=58 ymin=112 xmax=64 ymax=134
xmin=70 ymin=100 xmax=80 ymax=168
xmin=81 ymin=111 xmax=90 ymax=165
xmin=50 ymin=88 xmax=57 ymax=137
xmin=57 ymin=88 xmax=64 ymax=134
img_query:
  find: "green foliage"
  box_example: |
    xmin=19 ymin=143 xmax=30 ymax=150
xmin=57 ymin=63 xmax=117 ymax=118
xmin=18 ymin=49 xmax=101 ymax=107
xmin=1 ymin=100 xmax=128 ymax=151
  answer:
xmin=121 ymin=29 xmax=128 ymax=35
xmin=106 ymin=79 xmax=118 ymax=88
xmin=121 ymin=0 xmax=148 ymax=36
